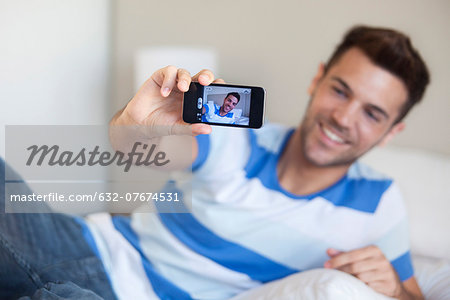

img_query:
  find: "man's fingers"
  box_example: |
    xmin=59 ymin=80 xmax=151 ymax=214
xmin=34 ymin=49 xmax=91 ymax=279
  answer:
xmin=213 ymin=78 xmax=226 ymax=84
xmin=325 ymin=245 xmax=381 ymax=269
xmin=192 ymin=69 xmax=215 ymax=85
xmin=355 ymin=270 xmax=387 ymax=283
xmin=149 ymin=66 xmax=217 ymax=96
xmin=323 ymin=246 xmax=402 ymax=298
xmin=162 ymin=67 xmax=216 ymax=95
xmin=334 ymin=257 xmax=380 ymax=274
xmin=326 ymin=248 xmax=341 ymax=257
xmin=177 ymin=68 xmax=192 ymax=92
xmin=367 ymin=281 xmax=389 ymax=295
xmin=159 ymin=65 xmax=178 ymax=97
xmin=169 ymin=123 xmax=212 ymax=136
xmin=191 ymin=123 xmax=212 ymax=136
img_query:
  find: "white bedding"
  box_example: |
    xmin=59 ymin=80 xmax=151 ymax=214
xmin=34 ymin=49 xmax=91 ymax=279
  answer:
xmin=229 ymin=256 xmax=450 ymax=300
xmin=230 ymin=269 xmax=394 ymax=300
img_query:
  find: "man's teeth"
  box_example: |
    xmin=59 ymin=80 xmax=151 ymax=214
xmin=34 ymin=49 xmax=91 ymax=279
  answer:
xmin=323 ymin=127 xmax=345 ymax=144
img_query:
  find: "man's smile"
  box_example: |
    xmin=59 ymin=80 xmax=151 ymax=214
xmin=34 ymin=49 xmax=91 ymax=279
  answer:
xmin=318 ymin=122 xmax=351 ymax=146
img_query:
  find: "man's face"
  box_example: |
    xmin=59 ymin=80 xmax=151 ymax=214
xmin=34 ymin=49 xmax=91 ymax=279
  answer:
xmin=300 ymin=48 xmax=408 ymax=167
xmin=222 ymin=95 xmax=239 ymax=113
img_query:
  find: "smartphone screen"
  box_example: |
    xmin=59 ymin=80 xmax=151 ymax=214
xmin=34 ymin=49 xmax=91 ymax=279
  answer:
xmin=183 ymin=82 xmax=265 ymax=128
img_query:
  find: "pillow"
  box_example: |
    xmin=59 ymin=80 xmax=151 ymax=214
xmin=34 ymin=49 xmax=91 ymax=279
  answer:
xmin=413 ymin=255 xmax=450 ymax=300
xmin=233 ymin=109 xmax=243 ymax=119
xmin=230 ymin=269 xmax=394 ymax=300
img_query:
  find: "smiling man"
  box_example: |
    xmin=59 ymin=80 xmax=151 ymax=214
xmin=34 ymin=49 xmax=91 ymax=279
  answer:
xmin=274 ymin=41 xmax=426 ymax=298
xmin=202 ymin=92 xmax=240 ymax=124
xmin=0 ymin=25 xmax=430 ymax=300
xmin=103 ymin=25 xmax=430 ymax=300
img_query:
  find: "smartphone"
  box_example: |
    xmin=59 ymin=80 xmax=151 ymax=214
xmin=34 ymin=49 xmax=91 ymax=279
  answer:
xmin=183 ymin=82 xmax=265 ymax=129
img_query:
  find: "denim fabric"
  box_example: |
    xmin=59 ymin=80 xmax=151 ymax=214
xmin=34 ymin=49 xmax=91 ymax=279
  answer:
xmin=0 ymin=158 xmax=117 ymax=300
xmin=18 ymin=281 xmax=104 ymax=300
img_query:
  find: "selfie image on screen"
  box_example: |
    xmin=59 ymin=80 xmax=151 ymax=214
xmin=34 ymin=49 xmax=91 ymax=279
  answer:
xmin=201 ymin=86 xmax=251 ymax=126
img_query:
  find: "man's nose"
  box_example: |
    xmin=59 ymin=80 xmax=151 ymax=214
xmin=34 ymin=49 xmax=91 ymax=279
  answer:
xmin=331 ymin=101 xmax=359 ymax=128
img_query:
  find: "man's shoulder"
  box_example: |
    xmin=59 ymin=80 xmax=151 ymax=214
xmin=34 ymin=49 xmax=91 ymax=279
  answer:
xmin=249 ymin=123 xmax=294 ymax=154
xmin=347 ymin=161 xmax=393 ymax=182
xmin=336 ymin=162 xmax=400 ymax=214
xmin=343 ymin=162 xmax=404 ymax=213
xmin=346 ymin=161 xmax=396 ymax=199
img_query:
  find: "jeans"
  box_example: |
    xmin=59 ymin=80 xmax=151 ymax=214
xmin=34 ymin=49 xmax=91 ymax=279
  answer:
xmin=0 ymin=158 xmax=117 ymax=300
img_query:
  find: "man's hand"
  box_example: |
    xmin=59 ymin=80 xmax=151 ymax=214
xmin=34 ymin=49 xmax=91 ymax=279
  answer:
xmin=324 ymin=246 xmax=421 ymax=299
xmin=109 ymin=66 xmax=225 ymax=167
xmin=111 ymin=65 xmax=223 ymax=136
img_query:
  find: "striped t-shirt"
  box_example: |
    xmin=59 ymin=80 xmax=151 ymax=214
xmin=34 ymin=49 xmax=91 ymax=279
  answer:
xmin=84 ymin=123 xmax=413 ymax=300
xmin=202 ymin=102 xmax=236 ymax=124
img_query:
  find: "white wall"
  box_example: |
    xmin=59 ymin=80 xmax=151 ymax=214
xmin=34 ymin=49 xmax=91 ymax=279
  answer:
xmin=0 ymin=0 xmax=111 ymax=157
xmin=112 ymin=0 xmax=450 ymax=155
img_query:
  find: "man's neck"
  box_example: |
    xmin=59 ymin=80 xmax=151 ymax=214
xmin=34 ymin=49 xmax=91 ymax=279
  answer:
xmin=219 ymin=106 xmax=227 ymax=116
xmin=277 ymin=128 xmax=350 ymax=195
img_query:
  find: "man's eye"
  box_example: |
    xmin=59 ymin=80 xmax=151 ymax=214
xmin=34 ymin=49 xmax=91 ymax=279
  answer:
xmin=332 ymin=87 xmax=346 ymax=98
xmin=365 ymin=110 xmax=380 ymax=122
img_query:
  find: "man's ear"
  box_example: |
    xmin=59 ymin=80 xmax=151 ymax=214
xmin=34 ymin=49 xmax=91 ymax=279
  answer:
xmin=308 ymin=63 xmax=326 ymax=96
xmin=378 ymin=122 xmax=405 ymax=147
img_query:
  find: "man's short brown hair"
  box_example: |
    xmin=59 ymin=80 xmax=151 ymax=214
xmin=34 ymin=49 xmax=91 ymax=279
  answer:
xmin=225 ymin=92 xmax=240 ymax=102
xmin=325 ymin=25 xmax=430 ymax=123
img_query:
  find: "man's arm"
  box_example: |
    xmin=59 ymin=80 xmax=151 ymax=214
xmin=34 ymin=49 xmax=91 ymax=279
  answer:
xmin=324 ymin=246 xmax=423 ymax=300
xmin=401 ymin=277 xmax=423 ymax=300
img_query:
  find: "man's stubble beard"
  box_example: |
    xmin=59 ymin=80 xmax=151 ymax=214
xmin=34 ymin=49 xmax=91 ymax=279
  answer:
xmin=299 ymin=121 xmax=358 ymax=168
xmin=299 ymin=98 xmax=372 ymax=168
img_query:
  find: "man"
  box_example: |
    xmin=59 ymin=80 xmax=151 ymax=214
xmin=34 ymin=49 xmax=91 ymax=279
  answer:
xmin=0 ymin=25 xmax=429 ymax=300
xmin=202 ymin=92 xmax=241 ymax=124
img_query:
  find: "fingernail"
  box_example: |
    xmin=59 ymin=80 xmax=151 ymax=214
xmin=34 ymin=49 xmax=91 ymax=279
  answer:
xmin=328 ymin=248 xmax=340 ymax=256
xmin=199 ymin=75 xmax=209 ymax=82
xmin=324 ymin=261 xmax=331 ymax=268
xmin=179 ymin=81 xmax=188 ymax=90
xmin=163 ymin=87 xmax=170 ymax=95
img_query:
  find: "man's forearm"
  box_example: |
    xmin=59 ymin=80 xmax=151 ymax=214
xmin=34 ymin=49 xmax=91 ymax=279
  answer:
xmin=398 ymin=284 xmax=424 ymax=300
